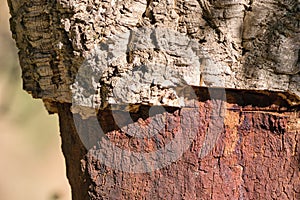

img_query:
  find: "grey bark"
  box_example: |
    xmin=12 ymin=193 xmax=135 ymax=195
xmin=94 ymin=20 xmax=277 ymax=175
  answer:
xmin=7 ymin=0 xmax=300 ymax=111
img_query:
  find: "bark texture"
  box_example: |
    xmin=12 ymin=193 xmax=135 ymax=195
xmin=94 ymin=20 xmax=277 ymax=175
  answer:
xmin=7 ymin=0 xmax=300 ymax=199
xmin=56 ymin=91 xmax=300 ymax=200
xmin=7 ymin=0 xmax=300 ymax=106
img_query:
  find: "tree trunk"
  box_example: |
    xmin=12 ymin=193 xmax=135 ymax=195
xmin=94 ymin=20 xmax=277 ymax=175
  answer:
xmin=7 ymin=0 xmax=299 ymax=199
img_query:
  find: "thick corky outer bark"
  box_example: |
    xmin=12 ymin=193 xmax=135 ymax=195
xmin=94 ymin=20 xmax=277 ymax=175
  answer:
xmin=7 ymin=0 xmax=300 ymax=199
xmin=7 ymin=0 xmax=300 ymax=106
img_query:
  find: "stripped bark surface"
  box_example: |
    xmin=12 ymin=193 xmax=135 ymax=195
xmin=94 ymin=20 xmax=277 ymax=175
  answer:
xmin=57 ymin=94 xmax=300 ymax=199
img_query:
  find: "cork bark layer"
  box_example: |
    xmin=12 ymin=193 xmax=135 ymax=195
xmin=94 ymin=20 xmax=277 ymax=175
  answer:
xmin=7 ymin=0 xmax=300 ymax=108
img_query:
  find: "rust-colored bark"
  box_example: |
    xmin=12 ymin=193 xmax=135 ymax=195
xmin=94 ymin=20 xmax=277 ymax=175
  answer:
xmin=57 ymin=91 xmax=299 ymax=199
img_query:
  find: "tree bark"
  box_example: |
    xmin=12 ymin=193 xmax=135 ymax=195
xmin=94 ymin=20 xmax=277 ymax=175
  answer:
xmin=7 ymin=0 xmax=299 ymax=199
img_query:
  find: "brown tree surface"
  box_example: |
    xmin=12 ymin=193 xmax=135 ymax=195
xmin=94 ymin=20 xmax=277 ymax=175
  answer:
xmin=7 ymin=0 xmax=299 ymax=199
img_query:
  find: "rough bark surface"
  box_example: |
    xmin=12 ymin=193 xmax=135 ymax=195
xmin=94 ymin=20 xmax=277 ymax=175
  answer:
xmin=7 ymin=0 xmax=300 ymax=108
xmin=7 ymin=0 xmax=300 ymax=199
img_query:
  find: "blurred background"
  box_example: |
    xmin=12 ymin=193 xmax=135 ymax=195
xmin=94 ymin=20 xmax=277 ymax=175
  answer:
xmin=0 ymin=1 xmax=71 ymax=200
